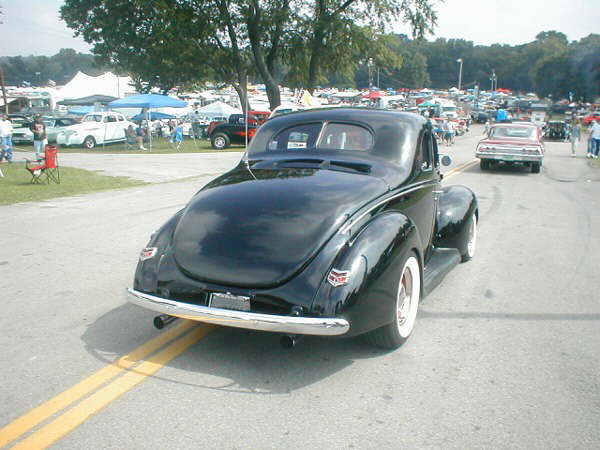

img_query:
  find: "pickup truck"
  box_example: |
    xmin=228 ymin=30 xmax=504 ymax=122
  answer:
xmin=209 ymin=112 xmax=269 ymax=149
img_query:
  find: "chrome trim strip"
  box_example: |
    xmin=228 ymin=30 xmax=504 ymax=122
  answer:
xmin=476 ymin=152 xmax=542 ymax=161
xmin=340 ymin=181 xmax=436 ymax=234
xmin=127 ymin=288 xmax=349 ymax=336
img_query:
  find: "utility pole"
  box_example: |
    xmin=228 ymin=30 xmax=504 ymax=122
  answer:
xmin=368 ymin=58 xmax=373 ymax=90
xmin=0 ymin=64 xmax=8 ymax=114
xmin=456 ymin=58 xmax=463 ymax=91
xmin=377 ymin=67 xmax=380 ymax=90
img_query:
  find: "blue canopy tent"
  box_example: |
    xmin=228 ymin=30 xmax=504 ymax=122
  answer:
xmin=68 ymin=105 xmax=95 ymax=115
xmin=131 ymin=111 xmax=176 ymax=121
xmin=109 ymin=94 xmax=188 ymax=150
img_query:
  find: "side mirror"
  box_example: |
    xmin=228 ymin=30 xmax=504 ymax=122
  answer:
xmin=441 ymin=155 xmax=452 ymax=166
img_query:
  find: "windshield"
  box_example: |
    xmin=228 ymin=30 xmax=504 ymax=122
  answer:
xmin=84 ymin=115 xmax=102 ymax=123
xmin=490 ymin=126 xmax=535 ymax=139
xmin=263 ymin=122 xmax=374 ymax=153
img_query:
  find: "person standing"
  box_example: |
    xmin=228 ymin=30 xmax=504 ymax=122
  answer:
xmin=30 ymin=115 xmax=47 ymax=160
xmin=570 ymin=120 xmax=580 ymax=157
xmin=0 ymin=114 xmax=14 ymax=163
xmin=589 ymin=118 xmax=600 ymax=159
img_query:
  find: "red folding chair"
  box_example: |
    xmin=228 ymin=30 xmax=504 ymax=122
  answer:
xmin=25 ymin=145 xmax=60 ymax=184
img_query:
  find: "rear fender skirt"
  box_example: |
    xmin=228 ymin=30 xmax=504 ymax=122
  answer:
xmin=434 ymin=185 xmax=478 ymax=251
xmin=312 ymin=211 xmax=421 ymax=337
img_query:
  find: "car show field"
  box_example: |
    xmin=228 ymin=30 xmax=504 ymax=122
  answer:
xmin=1 ymin=124 xmax=599 ymax=449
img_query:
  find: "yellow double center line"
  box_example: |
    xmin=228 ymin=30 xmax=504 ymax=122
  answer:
xmin=443 ymin=158 xmax=479 ymax=180
xmin=1 ymin=320 xmax=212 ymax=449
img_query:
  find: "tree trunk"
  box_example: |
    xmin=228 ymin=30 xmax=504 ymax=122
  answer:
xmin=307 ymin=27 xmax=326 ymax=93
xmin=247 ymin=4 xmax=281 ymax=110
xmin=233 ymin=74 xmax=248 ymax=114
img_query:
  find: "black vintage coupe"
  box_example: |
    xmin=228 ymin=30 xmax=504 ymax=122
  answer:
xmin=128 ymin=108 xmax=478 ymax=349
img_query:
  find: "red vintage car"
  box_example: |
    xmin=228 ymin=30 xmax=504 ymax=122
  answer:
xmin=475 ymin=123 xmax=545 ymax=173
xmin=583 ymin=113 xmax=600 ymax=125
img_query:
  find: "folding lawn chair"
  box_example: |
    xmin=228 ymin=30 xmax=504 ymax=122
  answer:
xmin=125 ymin=134 xmax=137 ymax=150
xmin=25 ymin=145 xmax=60 ymax=184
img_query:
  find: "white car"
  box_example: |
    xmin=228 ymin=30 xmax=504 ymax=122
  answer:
xmin=56 ymin=112 xmax=136 ymax=149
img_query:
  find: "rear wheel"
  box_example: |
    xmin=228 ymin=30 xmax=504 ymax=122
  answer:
xmin=363 ymin=252 xmax=421 ymax=349
xmin=83 ymin=136 xmax=96 ymax=149
xmin=460 ymin=213 xmax=477 ymax=262
xmin=531 ymin=162 xmax=541 ymax=173
xmin=211 ymin=133 xmax=230 ymax=150
xmin=480 ymin=159 xmax=490 ymax=170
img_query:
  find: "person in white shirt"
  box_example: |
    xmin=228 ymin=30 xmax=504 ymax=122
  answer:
xmin=589 ymin=119 xmax=600 ymax=159
xmin=0 ymin=114 xmax=14 ymax=163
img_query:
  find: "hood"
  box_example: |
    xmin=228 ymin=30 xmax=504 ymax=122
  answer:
xmin=172 ymin=164 xmax=388 ymax=287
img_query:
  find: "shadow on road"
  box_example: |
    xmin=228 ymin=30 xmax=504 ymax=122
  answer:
xmin=81 ymin=304 xmax=394 ymax=394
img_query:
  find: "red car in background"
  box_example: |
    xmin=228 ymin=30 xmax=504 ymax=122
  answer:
xmin=476 ymin=123 xmax=545 ymax=173
xmin=583 ymin=113 xmax=600 ymax=125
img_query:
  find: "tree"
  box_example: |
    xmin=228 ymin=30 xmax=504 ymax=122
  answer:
xmin=61 ymin=0 xmax=253 ymax=108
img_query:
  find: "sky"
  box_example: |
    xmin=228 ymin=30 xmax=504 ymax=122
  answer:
xmin=0 ymin=0 xmax=599 ymax=57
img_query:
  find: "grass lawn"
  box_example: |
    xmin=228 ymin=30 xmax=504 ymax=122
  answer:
xmin=12 ymin=138 xmax=246 ymax=155
xmin=0 ymin=162 xmax=147 ymax=206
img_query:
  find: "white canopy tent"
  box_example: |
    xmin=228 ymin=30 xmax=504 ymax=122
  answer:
xmin=58 ymin=71 xmax=136 ymax=101
xmin=195 ymin=101 xmax=242 ymax=119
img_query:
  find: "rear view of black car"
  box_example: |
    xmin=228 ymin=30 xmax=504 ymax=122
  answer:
xmin=128 ymin=108 xmax=477 ymax=350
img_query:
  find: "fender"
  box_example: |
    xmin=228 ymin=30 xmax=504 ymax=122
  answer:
xmin=134 ymin=210 xmax=183 ymax=293
xmin=312 ymin=211 xmax=422 ymax=337
xmin=434 ymin=185 xmax=478 ymax=252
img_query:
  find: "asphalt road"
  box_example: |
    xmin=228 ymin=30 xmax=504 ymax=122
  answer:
xmin=1 ymin=126 xmax=599 ymax=449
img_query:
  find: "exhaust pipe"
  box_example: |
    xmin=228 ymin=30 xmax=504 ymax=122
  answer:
xmin=280 ymin=334 xmax=302 ymax=349
xmin=153 ymin=314 xmax=178 ymax=330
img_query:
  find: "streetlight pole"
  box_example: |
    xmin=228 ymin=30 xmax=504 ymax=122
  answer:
xmin=368 ymin=58 xmax=373 ymax=90
xmin=456 ymin=58 xmax=463 ymax=91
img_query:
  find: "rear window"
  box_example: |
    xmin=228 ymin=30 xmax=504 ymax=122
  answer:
xmin=266 ymin=122 xmax=373 ymax=152
xmin=490 ymin=126 xmax=535 ymax=139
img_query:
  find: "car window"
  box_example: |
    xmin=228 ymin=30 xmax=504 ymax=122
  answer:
xmin=117 ymin=115 xmax=124 ymax=121
xmin=84 ymin=115 xmax=102 ymax=123
xmin=267 ymin=123 xmax=321 ymax=151
xmin=490 ymin=126 xmax=535 ymax=139
xmin=266 ymin=122 xmax=374 ymax=153
xmin=319 ymin=123 xmax=373 ymax=151
xmin=104 ymin=115 xmax=117 ymax=123
xmin=417 ymin=132 xmax=434 ymax=171
xmin=43 ymin=120 xmax=54 ymax=127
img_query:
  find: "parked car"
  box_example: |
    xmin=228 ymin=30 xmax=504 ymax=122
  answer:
xmin=476 ymin=122 xmax=545 ymax=173
xmin=127 ymin=108 xmax=478 ymax=350
xmin=56 ymin=112 xmax=135 ymax=149
xmin=470 ymin=109 xmax=489 ymax=124
xmin=9 ymin=115 xmax=34 ymax=144
xmin=583 ymin=113 xmax=600 ymax=125
xmin=543 ymin=121 xmax=568 ymax=141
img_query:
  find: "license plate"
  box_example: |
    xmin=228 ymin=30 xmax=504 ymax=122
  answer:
xmin=209 ymin=292 xmax=251 ymax=312
xmin=503 ymin=155 xmax=516 ymax=161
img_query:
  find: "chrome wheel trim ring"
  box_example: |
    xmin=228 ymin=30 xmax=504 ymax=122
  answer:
xmin=396 ymin=256 xmax=420 ymax=338
xmin=467 ymin=214 xmax=477 ymax=258
xmin=214 ymin=136 xmax=225 ymax=148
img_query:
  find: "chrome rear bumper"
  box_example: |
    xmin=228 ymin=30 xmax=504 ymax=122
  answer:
xmin=476 ymin=151 xmax=543 ymax=162
xmin=127 ymin=288 xmax=349 ymax=336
